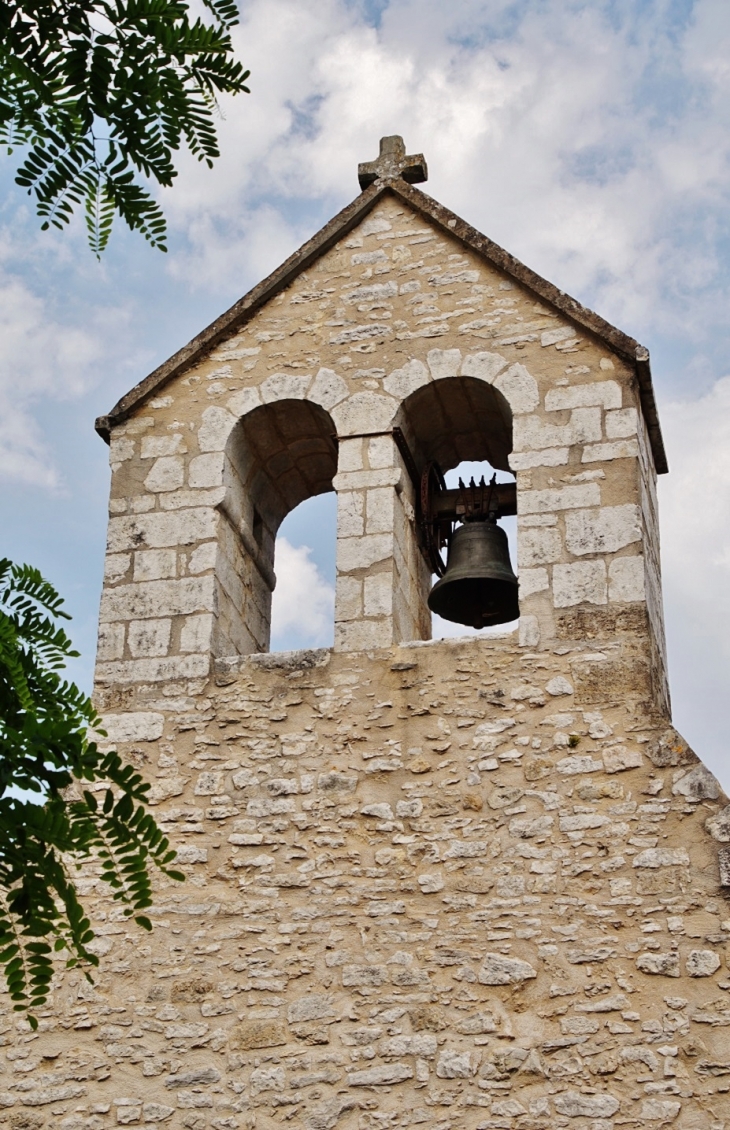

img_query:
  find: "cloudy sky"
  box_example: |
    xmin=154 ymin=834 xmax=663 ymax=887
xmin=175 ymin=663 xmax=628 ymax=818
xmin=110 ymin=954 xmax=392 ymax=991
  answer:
xmin=2 ymin=0 xmax=730 ymax=785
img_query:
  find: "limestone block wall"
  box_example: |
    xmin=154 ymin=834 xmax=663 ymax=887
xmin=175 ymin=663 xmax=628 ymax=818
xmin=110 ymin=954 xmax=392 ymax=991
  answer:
xmin=96 ymin=193 xmax=666 ymax=709
xmin=3 ymin=637 xmax=729 ymax=1130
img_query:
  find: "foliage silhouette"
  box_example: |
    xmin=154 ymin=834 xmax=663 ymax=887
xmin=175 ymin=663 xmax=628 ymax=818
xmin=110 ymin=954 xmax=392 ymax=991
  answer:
xmin=0 ymin=0 xmax=250 ymax=252
xmin=0 ymin=558 xmax=183 ymax=1026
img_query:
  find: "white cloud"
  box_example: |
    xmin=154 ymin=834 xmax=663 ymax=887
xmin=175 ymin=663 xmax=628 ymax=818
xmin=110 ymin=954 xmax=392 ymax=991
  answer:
xmin=0 ymin=270 xmax=105 ymax=488
xmin=270 ymin=537 xmax=336 ymax=649
xmin=160 ymin=0 xmax=730 ymax=370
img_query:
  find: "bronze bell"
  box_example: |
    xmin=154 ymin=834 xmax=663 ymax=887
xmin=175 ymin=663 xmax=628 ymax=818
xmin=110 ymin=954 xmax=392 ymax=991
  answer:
xmin=428 ymin=520 xmax=519 ymax=629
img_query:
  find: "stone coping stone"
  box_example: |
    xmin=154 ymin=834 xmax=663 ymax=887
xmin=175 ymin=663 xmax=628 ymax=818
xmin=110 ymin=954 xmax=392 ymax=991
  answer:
xmin=400 ymin=629 xmax=517 ymax=648
xmin=214 ymin=648 xmax=332 ymax=682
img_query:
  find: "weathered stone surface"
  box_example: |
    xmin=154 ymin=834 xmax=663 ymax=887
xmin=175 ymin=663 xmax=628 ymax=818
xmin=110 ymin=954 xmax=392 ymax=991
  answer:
xmin=331 ymin=391 xmax=397 ymax=435
xmin=603 ymin=745 xmax=643 ymax=773
xmin=582 ymin=437 xmax=640 ymax=462
xmin=346 ymin=1063 xmax=412 ymax=1086
xmin=633 ymin=847 xmax=690 ymax=867
xmin=556 ymin=605 xmax=648 ymax=638
xmin=608 ymin=553 xmax=645 ymax=601
xmin=144 ymin=455 xmax=184 ymax=492
xmin=426 ymin=348 xmax=461 ymax=380
xmin=606 ymin=406 xmax=638 ymax=437
xmin=514 ymin=406 xmax=601 ymax=451
xmin=308 ymin=366 xmax=349 ymax=409
xmin=384 ymin=358 xmax=429 ymax=398
xmin=519 ymin=567 xmax=549 ymax=596
xmin=143 ymin=434 xmax=186 ymax=459
xmin=518 ymin=526 xmax=562 ymax=567
xmin=197 ymin=405 xmax=236 ymax=451
xmin=460 ymin=350 xmax=506 ymax=382
xmin=478 ymin=953 xmax=537 ymax=984
xmin=260 ymin=372 xmax=312 ymax=403
xmin=435 ymin=1049 xmax=480 ymax=1078
xmin=636 ymin=951 xmax=680 ymax=976
xmin=553 ymin=1091 xmax=619 ymax=1117
xmin=545 ymin=379 xmax=622 ymax=412
xmin=640 ymin=1098 xmax=681 ymax=1120
xmin=188 ymin=452 xmax=224 ymax=488
xmin=100 ymin=711 xmax=164 ymax=742
xmin=100 ymin=576 xmax=215 ymax=622
xmin=706 ymin=804 xmax=730 ymax=842
xmin=509 ymin=445 xmax=569 ymax=469
xmin=107 ymin=507 xmax=217 ymax=551
xmin=128 ymin=617 xmax=171 ymax=657
xmin=686 ymin=949 xmax=721 ymax=977
xmin=553 ymin=560 xmax=607 ymax=607
xmin=564 ymin=504 xmax=641 ymax=556
xmin=493 ymin=362 xmax=539 ymax=414
xmin=230 ymin=1020 xmax=288 ymax=1049
xmin=540 ymin=325 xmax=574 ymax=347
xmin=545 ymin=675 xmax=573 ymax=696
xmin=570 ymin=655 xmax=652 ymax=703
xmin=673 ymin=763 xmax=721 ymax=800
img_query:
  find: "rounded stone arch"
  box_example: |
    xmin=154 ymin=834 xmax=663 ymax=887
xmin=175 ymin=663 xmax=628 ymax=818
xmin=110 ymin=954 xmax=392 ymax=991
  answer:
xmin=214 ymin=398 xmax=338 ymax=656
xmin=380 ymin=372 xmax=517 ymax=643
xmin=395 ymin=374 xmax=514 ymax=473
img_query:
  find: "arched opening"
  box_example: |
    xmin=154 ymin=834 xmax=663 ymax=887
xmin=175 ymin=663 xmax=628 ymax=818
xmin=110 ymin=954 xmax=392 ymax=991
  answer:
xmin=399 ymin=374 xmax=512 ymax=473
xmin=435 ymin=459 xmax=518 ymax=639
xmin=270 ymin=493 xmax=337 ymax=651
xmin=396 ymin=376 xmax=517 ymax=639
xmin=216 ymin=399 xmax=338 ymax=656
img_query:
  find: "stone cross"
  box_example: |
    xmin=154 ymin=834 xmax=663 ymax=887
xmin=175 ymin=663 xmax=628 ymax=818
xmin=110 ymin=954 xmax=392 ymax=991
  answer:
xmin=358 ymin=135 xmax=428 ymax=190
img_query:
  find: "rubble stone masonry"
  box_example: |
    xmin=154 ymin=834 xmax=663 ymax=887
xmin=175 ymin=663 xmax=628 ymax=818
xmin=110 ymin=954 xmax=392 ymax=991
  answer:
xmin=3 ymin=189 xmax=729 ymax=1130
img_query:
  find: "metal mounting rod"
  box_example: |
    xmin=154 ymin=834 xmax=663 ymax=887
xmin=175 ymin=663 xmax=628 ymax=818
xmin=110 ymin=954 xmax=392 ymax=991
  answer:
xmin=432 ymin=482 xmax=516 ymax=521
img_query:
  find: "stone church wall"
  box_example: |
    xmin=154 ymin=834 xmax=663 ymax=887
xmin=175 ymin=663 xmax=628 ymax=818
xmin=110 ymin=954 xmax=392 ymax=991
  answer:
xmin=1 ymin=190 xmax=728 ymax=1130
xmin=2 ymin=639 xmax=729 ymax=1129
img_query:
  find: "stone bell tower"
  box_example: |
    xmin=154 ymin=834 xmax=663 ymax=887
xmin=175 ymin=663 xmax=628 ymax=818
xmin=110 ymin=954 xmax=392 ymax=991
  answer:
xmin=7 ymin=138 xmax=730 ymax=1130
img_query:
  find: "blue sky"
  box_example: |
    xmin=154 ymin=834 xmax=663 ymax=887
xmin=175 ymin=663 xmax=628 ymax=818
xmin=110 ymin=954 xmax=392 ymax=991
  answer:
xmin=2 ymin=0 xmax=730 ymax=784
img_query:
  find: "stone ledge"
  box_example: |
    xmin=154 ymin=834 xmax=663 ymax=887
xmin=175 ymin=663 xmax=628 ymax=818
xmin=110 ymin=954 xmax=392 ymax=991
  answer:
xmin=401 ymin=629 xmax=517 ymax=648
xmin=214 ymin=648 xmax=332 ymax=684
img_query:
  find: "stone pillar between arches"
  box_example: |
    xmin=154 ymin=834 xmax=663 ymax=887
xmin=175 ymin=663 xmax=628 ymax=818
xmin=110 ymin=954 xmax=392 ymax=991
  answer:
xmin=333 ymin=434 xmax=431 ymax=651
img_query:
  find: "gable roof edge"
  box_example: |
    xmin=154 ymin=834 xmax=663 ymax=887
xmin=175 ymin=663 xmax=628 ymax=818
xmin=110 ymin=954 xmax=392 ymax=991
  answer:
xmin=390 ymin=180 xmax=668 ymax=474
xmin=96 ymin=178 xmax=667 ymax=475
xmin=95 ymin=181 xmax=390 ymax=442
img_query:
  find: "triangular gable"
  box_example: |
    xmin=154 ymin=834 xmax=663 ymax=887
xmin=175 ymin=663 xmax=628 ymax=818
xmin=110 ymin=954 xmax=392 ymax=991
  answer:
xmin=96 ymin=179 xmax=667 ymax=475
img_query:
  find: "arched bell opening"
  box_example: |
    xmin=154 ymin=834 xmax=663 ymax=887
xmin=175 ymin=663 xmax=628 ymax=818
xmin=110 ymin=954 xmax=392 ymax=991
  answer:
xmin=430 ymin=458 xmax=518 ymax=638
xmin=271 ymin=494 xmax=337 ymax=651
xmin=395 ymin=376 xmax=518 ymax=638
xmin=217 ymin=399 xmax=338 ymax=656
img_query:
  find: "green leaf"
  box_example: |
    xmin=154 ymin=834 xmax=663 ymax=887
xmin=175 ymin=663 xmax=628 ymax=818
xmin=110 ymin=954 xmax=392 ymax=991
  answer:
xmin=0 ymin=558 xmax=185 ymax=1016
xmin=0 ymin=0 xmax=250 ymax=251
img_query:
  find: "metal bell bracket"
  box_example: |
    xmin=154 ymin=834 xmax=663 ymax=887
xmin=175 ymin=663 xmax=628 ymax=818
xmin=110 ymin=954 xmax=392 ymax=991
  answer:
xmin=391 ymin=427 xmax=517 ymax=578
